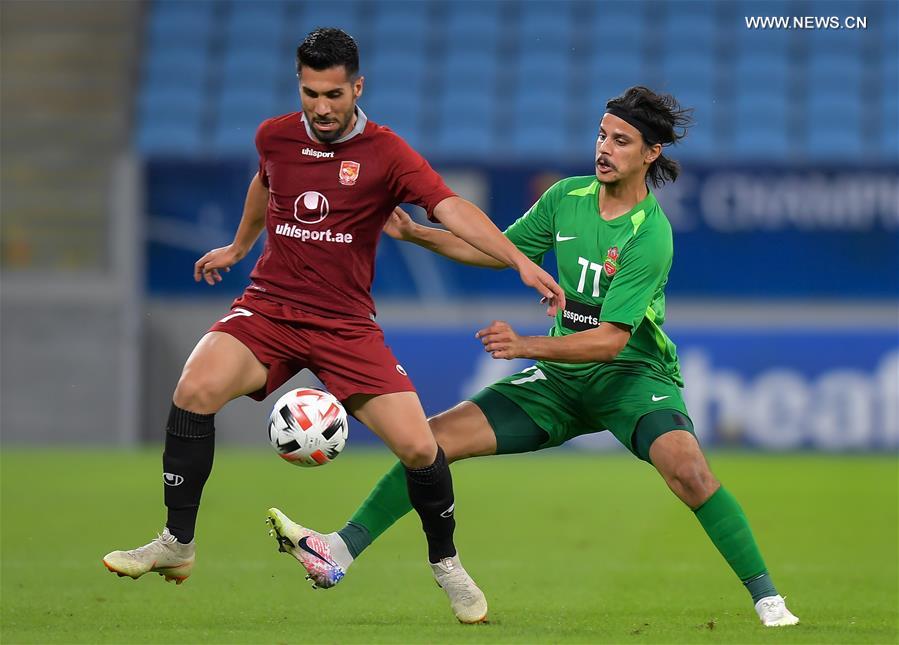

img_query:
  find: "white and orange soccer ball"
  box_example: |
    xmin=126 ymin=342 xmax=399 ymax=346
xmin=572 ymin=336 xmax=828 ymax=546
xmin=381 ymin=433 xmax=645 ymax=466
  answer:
xmin=268 ymin=388 xmax=348 ymax=467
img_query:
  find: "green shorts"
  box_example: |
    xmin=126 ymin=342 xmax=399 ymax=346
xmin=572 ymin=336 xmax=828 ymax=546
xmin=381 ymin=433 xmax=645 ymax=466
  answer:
xmin=469 ymin=362 xmax=693 ymax=461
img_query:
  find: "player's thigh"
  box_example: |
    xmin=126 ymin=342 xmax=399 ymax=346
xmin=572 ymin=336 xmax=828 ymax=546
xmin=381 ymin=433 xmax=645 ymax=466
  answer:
xmin=584 ymin=368 xmax=690 ymax=460
xmin=345 ymin=391 xmax=437 ymax=468
xmin=478 ymin=365 xmax=584 ymax=453
xmin=428 ymin=401 xmax=497 ymax=462
xmin=174 ymin=331 xmax=268 ymax=413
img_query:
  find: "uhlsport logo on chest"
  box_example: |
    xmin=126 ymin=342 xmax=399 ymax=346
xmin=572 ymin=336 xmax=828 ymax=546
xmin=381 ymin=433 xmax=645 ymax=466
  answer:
xmin=275 ymin=190 xmax=354 ymax=244
xmin=293 ymin=191 xmax=329 ymax=224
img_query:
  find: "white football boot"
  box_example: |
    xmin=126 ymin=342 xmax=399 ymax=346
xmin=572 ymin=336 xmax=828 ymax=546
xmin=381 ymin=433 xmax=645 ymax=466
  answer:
xmin=102 ymin=528 xmax=195 ymax=584
xmin=266 ymin=507 xmax=346 ymax=589
xmin=431 ymin=554 xmax=488 ymax=624
xmin=755 ymin=595 xmax=800 ymax=626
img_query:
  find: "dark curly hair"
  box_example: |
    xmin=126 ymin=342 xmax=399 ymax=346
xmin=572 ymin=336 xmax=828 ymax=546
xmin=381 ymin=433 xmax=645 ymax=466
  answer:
xmin=296 ymin=27 xmax=359 ymax=77
xmin=606 ymin=86 xmax=693 ymax=187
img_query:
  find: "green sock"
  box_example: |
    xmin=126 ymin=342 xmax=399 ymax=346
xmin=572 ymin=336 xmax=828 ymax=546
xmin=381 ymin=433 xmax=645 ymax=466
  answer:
xmin=341 ymin=461 xmax=413 ymax=558
xmin=694 ymin=486 xmax=778 ymax=602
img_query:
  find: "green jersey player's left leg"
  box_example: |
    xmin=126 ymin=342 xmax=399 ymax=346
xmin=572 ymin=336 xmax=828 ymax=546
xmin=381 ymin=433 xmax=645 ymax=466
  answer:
xmin=269 ymin=361 xmax=798 ymax=627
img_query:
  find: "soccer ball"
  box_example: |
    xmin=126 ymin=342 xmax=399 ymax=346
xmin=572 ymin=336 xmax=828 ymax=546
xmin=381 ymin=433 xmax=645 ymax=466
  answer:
xmin=268 ymin=388 xmax=348 ymax=467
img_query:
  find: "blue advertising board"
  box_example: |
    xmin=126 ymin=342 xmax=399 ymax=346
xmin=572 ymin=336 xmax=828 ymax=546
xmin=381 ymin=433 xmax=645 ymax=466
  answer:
xmin=144 ymin=160 xmax=898 ymax=299
xmin=335 ymin=326 xmax=898 ymax=453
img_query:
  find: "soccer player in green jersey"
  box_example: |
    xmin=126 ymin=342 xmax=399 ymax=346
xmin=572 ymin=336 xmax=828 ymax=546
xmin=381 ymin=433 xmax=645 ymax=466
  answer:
xmin=269 ymin=86 xmax=799 ymax=627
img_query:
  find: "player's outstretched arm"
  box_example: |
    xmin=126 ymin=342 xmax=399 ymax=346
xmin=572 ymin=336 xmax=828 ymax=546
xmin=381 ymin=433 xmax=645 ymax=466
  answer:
xmin=383 ymin=207 xmax=506 ymax=268
xmin=432 ymin=197 xmax=566 ymax=314
xmin=476 ymin=320 xmax=631 ymax=363
xmin=194 ymin=172 xmax=269 ymax=285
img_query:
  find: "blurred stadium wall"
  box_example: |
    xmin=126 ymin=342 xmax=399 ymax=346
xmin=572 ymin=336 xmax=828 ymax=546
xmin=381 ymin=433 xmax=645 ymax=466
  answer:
xmin=1 ymin=0 xmax=896 ymax=451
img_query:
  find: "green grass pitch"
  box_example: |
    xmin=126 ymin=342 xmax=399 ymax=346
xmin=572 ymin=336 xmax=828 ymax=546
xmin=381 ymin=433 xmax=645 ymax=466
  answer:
xmin=2 ymin=449 xmax=896 ymax=644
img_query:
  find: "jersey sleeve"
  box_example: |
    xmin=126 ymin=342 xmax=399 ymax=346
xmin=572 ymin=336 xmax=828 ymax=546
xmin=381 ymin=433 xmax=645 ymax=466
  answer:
xmin=386 ymin=134 xmax=456 ymax=218
xmin=503 ymin=180 xmax=563 ymax=265
xmin=255 ymin=119 xmax=271 ymax=188
xmin=600 ymin=223 xmax=672 ymax=332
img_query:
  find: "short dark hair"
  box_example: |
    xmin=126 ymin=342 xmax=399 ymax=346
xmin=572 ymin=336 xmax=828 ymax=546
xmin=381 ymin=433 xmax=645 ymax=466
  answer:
xmin=296 ymin=28 xmax=359 ymax=77
xmin=605 ymin=86 xmax=693 ymax=188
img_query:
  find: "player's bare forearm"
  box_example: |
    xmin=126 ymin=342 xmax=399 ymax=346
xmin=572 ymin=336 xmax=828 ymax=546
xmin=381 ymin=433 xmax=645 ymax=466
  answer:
xmin=433 ymin=197 xmax=566 ymax=313
xmin=383 ymin=207 xmax=504 ymax=267
xmin=232 ymin=172 xmax=269 ymax=257
xmin=432 ymin=197 xmax=529 ymax=270
xmin=477 ymin=320 xmax=631 ymax=363
xmin=410 ymin=224 xmax=506 ymax=268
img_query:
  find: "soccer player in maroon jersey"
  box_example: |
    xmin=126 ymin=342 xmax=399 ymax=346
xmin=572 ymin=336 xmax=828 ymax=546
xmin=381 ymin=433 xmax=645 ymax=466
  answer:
xmin=102 ymin=28 xmax=564 ymax=624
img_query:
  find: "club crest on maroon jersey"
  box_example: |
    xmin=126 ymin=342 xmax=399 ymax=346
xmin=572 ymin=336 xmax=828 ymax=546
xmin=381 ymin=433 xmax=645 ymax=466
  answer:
xmin=339 ymin=161 xmax=360 ymax=186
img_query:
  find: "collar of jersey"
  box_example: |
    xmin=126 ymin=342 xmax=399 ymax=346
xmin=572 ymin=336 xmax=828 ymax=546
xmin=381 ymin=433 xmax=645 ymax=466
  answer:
xmin=300 ymin=106 xmax=368 ymax=145
xmin=596 ymin=181 xmax=657 ymax=224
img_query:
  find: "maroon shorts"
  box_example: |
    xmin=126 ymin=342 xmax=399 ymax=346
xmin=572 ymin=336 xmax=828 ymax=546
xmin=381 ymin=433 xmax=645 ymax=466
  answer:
xmin=207 ymin=294 xmax=415 ymax=402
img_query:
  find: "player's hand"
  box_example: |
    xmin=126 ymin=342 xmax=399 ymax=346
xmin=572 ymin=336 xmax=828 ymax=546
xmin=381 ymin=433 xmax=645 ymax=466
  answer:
xmin=516 ymin=261 xmax=565 ymax=316
xmin=382 ymin=207 xmax=418 ymax=241
xmin=193 ymin=244 xmax=243 ymax=285
xmin=476 ymin=320 xmax=528 ymax=360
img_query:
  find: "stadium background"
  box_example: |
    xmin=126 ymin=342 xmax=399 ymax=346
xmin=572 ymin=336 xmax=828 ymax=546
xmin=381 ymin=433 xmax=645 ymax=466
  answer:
xmin=1 ymin=1 xmax=897 ymax=643
xmin=2 ymin=0 xmax=895 ymax=451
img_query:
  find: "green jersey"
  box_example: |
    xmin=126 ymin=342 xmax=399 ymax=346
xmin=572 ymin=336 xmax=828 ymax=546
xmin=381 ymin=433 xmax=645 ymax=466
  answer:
xmin=505 ymin=175 xmax=682 ymax=385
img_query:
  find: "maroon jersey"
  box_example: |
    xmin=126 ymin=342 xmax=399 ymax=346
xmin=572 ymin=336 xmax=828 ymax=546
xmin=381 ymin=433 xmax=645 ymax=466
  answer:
xmin=248 ymin=109 xmax=455 ymax=319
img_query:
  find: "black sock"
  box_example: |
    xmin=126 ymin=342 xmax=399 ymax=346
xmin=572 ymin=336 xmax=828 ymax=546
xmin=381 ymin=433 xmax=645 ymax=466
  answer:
xmin=405 ymin=446 xmax=456 ymax=563
xmin=163 ymin=403 xmax=215 ymax=544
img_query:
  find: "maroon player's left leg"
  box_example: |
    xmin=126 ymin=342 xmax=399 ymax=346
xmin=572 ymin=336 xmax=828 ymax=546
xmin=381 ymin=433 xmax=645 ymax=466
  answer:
xmin=346 ymin=391 xmax=488 ymax=623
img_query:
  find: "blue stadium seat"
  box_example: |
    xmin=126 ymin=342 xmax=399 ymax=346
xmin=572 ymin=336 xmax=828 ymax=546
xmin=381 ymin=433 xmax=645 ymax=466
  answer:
xmin=676 ymin=121 xmax=715 ymax=159
xmin=138 ymin=85 xmax=205 ymax=122
xmin=659 ymin=51 xmax=717 ymax=91
xmin=732 ymin=52 xmax=792 ymax=93
xmin=880 ymin=93 xmax=898 ymax=159
xmin=434 ymin=106 xmax=495 ymax=158
xmin=443 ymin=3 xmax=504 ymax=50
xmin=371 ymin=0 xmax=430 ymax=43
xmin=147 ymin=5 xmax=214 ymax=49
xmin=218 ymin=84 xmax=278 ymax=124
xmin=137 ymin=118 xmax=204 ymax=155
xmin=585 ymin=53 xmax=646 ymax=92
xmin=516 ymin=49 xmax=571 ymax=85
xmin=298 ymin=3 xmax=360 ymax=36
xmin=227 ymin=0 xmax=286 ymax=34
xmin=366 ymin=48 xmax=428 ymax=88
xmin=363 ymin=89 xmax=423 ymax=124
xmin=210 ymin=121 xmax=258 ymax=154
xmin=367 ymin=17 xmax=429 ymax=56
xmin=442 ymin=48 xmax=499 ymax=87
xmin=807 ymin=51 xmax=865 ymax=89
xmin=663 ymin=12 xmax=717 ymax=53
xmin=589 ymin=8 xmax=647 ymax=50
xmin=519 ymin=2 xmax=574 ymax=50
xmin=147 ymin=19 xmax=213 ymax=51
xmin=512 ymin=85 xmax=569 ymax=157
xmin=732 ymin=95 xmax=791 ymax=158
xmin=804 ymin=107 xmax=865 ymax=158
xmin=144 ymin=47 xmax=209 ymax=88
xmin=220 ymin=48 xmax=283 ymax=90
xmin=879 ymin=53 xmax=897 ymax=97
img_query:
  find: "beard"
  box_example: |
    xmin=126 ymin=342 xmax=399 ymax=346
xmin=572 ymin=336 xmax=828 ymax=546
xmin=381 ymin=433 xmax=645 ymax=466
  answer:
xmin=307 ymin=111 xmax=353 ymax=143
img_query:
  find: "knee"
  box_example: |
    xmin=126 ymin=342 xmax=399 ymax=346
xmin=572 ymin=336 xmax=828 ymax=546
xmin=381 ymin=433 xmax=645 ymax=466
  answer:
xmin=172 ymin=370 xmax=228 ymax=414
xmin=394 ymin=438 xmax=438 ymax=469
xmin=667 ymin=459 xmax=719 ymax=505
